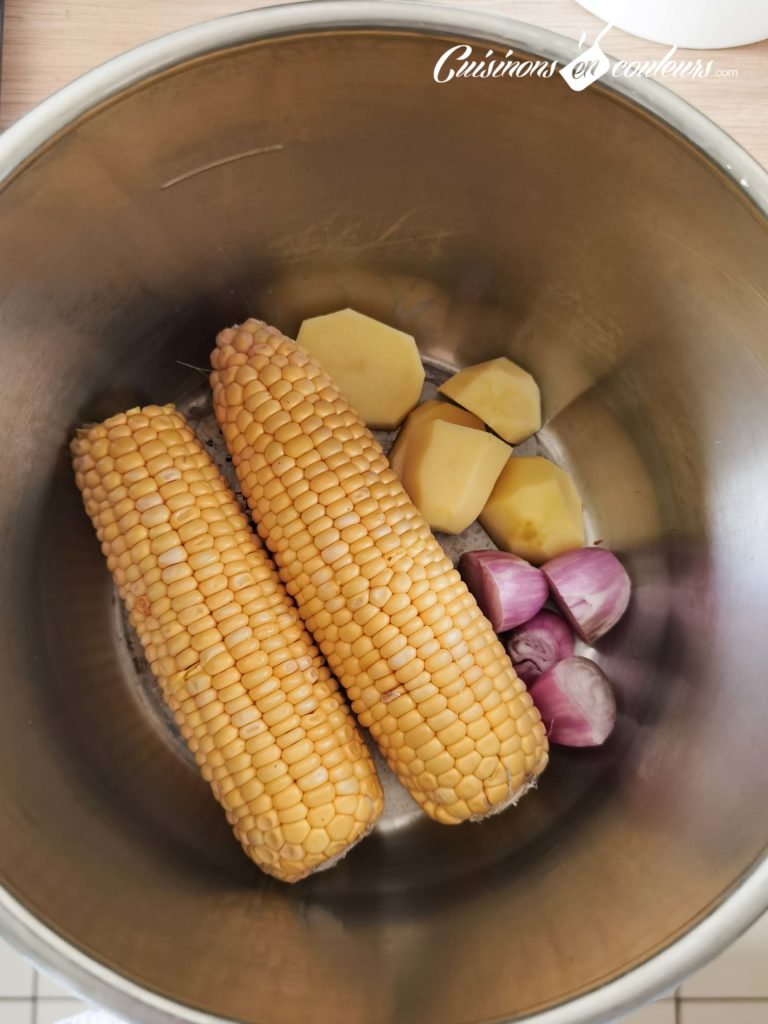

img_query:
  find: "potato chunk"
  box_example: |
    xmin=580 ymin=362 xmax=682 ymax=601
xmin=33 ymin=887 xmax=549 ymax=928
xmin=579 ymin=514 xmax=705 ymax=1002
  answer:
xmin=439 ymin=357 xmax=541 ymax=443
xmin=480 ymin=456 xmax=584 ymax=564
xmin=388 ymin=400 xmax=484 ymax=478
xmin=296 ymin=308 xmax=424 ymax=429
xmin=402 ymin=421 xmax=511 ymax=534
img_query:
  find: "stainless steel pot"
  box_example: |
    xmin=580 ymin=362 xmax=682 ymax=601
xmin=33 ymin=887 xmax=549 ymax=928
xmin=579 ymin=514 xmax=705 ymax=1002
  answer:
xmin=1 ymin=3 xmax=767 ymax=1022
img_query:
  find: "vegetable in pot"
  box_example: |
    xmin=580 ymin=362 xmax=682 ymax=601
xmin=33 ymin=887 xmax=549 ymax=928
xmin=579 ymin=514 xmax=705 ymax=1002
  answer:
xmin=388 ymin=399 xmax=484 ymax=479
xmin=480 ymin=455 xmax=585 ymax=565
xmin=296 ymin=307 xmax=424 ymax=429
xmin=529 ymin=656 xmax=616 ymax=747
xmin=438 ymin=356 xmax=541 ymax=443
xmin=542 ymin=546 xmax=631 ymax=644
xmin=211 ymin=319 xmax=550 ymax=824
xmin=402 ymin=420 xmax=511 ymax=534
xmin=459 ymin=550 xmax=548 ymax=632
xmin=506 ymin=609 xmax=575 ymax=684
xmin=71 ymin=405 xmax=384 ymax=882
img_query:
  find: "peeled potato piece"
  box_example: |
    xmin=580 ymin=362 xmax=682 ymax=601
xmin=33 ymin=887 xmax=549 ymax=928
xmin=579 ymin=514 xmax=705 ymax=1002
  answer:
xmin=388 ymin=399 xmax=484 ymax=478
xmin=296 ymin=307 xmax=425 ymax=429
xmin=439 ymin=357 xmax=541 ymax=443
xmin=402 ymin=420 xmax=512 ymax=534
xmin=480 ymin=456 xmax=584 ymax=564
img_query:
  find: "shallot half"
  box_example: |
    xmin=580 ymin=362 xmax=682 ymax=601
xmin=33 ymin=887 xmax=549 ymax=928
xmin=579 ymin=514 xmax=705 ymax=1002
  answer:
xmin=459 ymin=549 xmax=548 ymax=632
xmin=529 ymin=656 xmax=616 ymax=747
xmin=506 ymin=610 xmax=575 ymax=684
xmin=542 ymin=547 xmax=631 ymax=644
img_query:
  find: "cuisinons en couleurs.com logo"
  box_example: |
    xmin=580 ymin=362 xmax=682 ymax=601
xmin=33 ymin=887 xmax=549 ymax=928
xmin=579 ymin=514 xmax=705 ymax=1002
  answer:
xmin=433 ymin=25 xmax=734 ymax=91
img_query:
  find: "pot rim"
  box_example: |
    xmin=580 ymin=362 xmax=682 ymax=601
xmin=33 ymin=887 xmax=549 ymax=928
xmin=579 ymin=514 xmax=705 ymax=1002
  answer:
xmin=1 ymin=3 xmax=766 ymax=1022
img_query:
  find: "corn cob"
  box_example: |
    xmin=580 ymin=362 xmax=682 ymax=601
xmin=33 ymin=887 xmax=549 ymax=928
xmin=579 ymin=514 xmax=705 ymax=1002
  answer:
xmin=71 ymin=404 xmax=383 ymax=882
xmin=211 ymin=320 xmax=549 ymax=824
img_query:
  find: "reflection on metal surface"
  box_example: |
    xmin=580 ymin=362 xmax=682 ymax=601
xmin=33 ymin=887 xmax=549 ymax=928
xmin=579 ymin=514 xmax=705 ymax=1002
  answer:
xmin=0 ymin=4 xmax=767 ymax=1024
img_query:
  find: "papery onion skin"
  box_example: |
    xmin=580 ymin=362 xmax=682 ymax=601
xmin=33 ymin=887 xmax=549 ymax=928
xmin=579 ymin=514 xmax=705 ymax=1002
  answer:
xmin=542 ymin=547 xmax=631 ymax=644
xmin=459 ymin=549 xmax=548 ymax=632
xmin=506 ymin=610 xmax=575 ymax=684
xmin=529 ymin=656 xmax=616 ymax=747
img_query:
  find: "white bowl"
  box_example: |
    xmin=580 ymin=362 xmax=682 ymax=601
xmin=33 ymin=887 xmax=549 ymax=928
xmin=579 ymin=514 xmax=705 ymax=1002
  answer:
xmin=574 ymin=0 xmax=768 ymax=48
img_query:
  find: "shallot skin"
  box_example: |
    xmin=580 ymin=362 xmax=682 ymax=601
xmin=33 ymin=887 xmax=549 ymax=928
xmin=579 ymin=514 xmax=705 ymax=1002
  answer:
xmin=506 ymin=610 xmax=575 ymax=684
xmin=542 ymin=547 xmax=631 ymax=644
xmin=529 ymin=656 xmax=616 ymax=747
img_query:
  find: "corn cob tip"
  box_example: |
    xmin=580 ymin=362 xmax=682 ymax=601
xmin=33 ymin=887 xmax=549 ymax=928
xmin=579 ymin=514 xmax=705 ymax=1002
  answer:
xmin=214 ymin=320 xmax=259 ymax=350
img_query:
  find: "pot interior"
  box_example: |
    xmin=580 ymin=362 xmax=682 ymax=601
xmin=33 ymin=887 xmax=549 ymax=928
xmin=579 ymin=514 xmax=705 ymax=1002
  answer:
xmin=0 ymin=18 xmax=767 ymax=1024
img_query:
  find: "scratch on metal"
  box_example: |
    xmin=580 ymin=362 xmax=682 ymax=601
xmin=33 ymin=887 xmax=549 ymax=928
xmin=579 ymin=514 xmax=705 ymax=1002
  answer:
xmin=161 ymin=145 xmax=284 ymax=189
